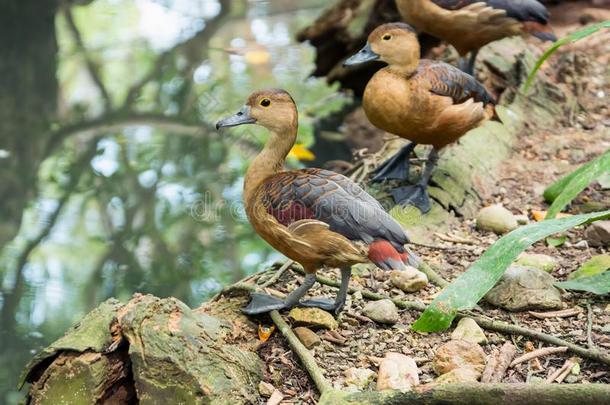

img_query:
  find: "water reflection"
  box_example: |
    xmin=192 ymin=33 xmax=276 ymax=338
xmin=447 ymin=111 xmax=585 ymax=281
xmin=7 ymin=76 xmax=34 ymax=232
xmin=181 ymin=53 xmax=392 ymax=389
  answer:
xmin=0 ymin=0 xmax=341 ymax=402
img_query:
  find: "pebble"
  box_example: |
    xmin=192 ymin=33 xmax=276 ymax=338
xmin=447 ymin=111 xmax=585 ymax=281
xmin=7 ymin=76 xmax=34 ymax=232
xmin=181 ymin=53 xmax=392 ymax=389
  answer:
xmin=584 ymin=221 xmax=610 ymax=247
xmin=514 ymin=253 xmax=558 ymax=273
xmin=293 ymin=326 xmax=321 ymax=349
xmin=432 ymin=340 xmax=486 ymax=376
xmin=433 ymin=366 xmax=480 ymax=384
xmin=376 ymin=352 xmax=419 ymax=391
xmin=363 ymin=299 xmax=399 ymax=325
xmin=288 ymin=307 xmax=338 ymax=330
xmin=485 ymin=266 xmax=563 ymax=311
xmin=390 ymin=267 xmax=429 ymax=293
xmin=344 ymin=367 xmax=376 ymax=391
xmin=476 ymin=204 xmax=519 ymax=234
xmin=451 ymin=317 xmax=488 ymax=345
xmin=258 ymin=381 xmax=275 ymax=398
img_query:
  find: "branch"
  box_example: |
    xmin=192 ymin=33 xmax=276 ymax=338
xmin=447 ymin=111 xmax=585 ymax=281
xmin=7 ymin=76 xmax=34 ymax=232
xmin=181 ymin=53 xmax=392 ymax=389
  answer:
xmin=63 ymin=8 xmax=112 ymax=110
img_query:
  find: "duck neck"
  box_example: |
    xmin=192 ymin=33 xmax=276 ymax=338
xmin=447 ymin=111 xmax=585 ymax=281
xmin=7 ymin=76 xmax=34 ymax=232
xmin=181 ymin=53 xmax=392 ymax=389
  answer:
xmin=387 ymin=58 xmax=419 ymax=77
xmin=244 ymin=124 xmax=297 ymax=205
xmin=385 ymin=39 xmax=421 ymax=76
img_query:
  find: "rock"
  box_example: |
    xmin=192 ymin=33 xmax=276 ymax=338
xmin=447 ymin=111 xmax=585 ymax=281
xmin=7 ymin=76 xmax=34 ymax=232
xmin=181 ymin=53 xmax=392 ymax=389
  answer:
xmin=485 ymin=266 xmax=563 ymax=311
xmin=515 ymin=214 xmax=529 ymax=225
xmin=267 ymin=390 xmax=283 ymax=405
xmin=288 ymin=308 xmax=338 ymax=330
xmin=584 ymin=221 xmax=610 ymax=247
xmin=390 ymin=267 xmax=429 ymax=292
xmin=432 ymin=340 xmax=486 ymax=376
xmin=434 ymin=366 xmax=480 ymax=384
xmin=476 ymin=204 xmax=519 ymax=234
xmin=362 ymin=299 xmax=399 ymax=325
xmin=258 ymin=381 xmax=275 ymax=398
xmin=344 ymin=367 xmax=376 ymax=391
xmin=514 ymin=253 xmax=558 ymax=273
xmin=293 ymin=327 xmax=321 ymax=349
xmin=451 ymin=317 xmax=488 ymax=345
xmin=376 ymin=352 xmax=419 ymax=391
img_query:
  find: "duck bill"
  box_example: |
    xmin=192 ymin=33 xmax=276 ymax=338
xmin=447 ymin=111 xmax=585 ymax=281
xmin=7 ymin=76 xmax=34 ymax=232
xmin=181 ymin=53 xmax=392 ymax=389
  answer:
xmin=215 ymin=106 xmax=256 ymax=129
xmin=343 ymin=43 xmax=380 ymax=67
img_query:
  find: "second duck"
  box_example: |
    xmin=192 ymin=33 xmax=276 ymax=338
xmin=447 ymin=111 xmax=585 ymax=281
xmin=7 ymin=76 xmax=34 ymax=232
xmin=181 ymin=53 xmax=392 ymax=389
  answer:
xmin=344 ymin=22 xmax=495 ymax=213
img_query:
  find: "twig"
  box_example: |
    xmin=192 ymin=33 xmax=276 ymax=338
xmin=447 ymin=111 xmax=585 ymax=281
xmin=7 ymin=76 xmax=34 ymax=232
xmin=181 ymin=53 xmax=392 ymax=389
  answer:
xmin=481 ymin=342 xmax=517 ymax=383
xmin=434 ymin=232 xmax=477 ymax=245
xmin=322 ymin=331 xmax=347 ymax=346
xmin=510 ymin=346 xmax=568 ymax=367
xmin=546 ymin=357 xmax=578 ymax=383
xmin=586 ymin=303 xmax=594 ymax=350
xmin=528 ymin=308 xmax=582 ymax=319
xmin=269 ymin=310 xmax=332 ymax=394
xmin=260 ymin=260 xmax=294 ymax=288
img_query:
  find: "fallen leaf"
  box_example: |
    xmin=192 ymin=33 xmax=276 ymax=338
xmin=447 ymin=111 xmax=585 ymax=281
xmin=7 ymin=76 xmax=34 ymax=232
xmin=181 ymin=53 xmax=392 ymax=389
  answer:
xmin=258 ymin=324 xmax=275 ymax=342
xmin=532 ymin=210 xmax=572 ymax=222
xmin=568 ymin=255 xmax=610 ymax=280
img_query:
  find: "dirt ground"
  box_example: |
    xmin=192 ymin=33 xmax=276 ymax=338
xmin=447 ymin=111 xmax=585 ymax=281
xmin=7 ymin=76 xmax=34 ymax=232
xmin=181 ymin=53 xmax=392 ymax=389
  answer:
xmin=223 ymin=3 xmax=610 ymax=403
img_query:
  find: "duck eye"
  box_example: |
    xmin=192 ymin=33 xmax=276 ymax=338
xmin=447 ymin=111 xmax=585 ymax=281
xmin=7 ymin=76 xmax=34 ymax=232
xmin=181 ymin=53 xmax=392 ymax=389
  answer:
xmin=260 ymin=98 xmax=271 ymax=107
xmin=382 ymin=34 xmax=392 ymax=41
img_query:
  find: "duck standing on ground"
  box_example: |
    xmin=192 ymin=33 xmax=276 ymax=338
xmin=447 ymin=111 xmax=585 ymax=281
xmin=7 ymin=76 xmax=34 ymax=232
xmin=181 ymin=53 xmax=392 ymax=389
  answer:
xmin=216 ymin=89 xmax=413 ymax=315
xmin=395 ymin=0 xmax=556 ymax=74
xmin=344 ymin=22 xmax=495 ymax=213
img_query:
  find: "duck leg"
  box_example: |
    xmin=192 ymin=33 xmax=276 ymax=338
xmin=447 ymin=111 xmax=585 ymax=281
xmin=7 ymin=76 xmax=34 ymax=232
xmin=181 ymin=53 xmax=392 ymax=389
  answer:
xmin=371 ymin=142 xmax=417 ymax=182
xmin=242 ymin=273 xmax=316 ymax=315
xmin=390 ymin=148 xmax=439 ymax=213
xmin=458 ymin=49 xmax=479 ymax=76
xmin=300 ymin=267 xmax=351 ymax=315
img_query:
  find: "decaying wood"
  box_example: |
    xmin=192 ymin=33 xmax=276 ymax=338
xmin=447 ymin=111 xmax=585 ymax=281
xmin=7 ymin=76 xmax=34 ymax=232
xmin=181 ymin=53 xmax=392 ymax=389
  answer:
xmin=481 ymin=342 xmax=517 ymax=383
xmin=528 ymin=307 xmax=582 ymax=319
xmin=510 ymin=346 xmax=569 ymax=367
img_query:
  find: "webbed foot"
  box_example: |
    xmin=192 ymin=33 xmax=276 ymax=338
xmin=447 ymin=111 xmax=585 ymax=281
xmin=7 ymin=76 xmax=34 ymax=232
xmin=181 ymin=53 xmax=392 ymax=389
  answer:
xmin=390 ymin=184 xmax=431 ymax=214
xmin=300 ymin=297 xmax=345 ymax=315
xmin=242 ymin=292 xmax=287 ymax=315
xmin=371 ymin=143 xmax=416 ymax=182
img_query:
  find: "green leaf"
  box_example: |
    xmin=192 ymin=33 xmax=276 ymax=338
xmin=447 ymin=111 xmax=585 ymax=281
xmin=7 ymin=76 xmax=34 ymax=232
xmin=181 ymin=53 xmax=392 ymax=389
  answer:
xmin=412 ymin=210 xmax=610 ymax=333
xmin=524 ymin=21 xmax=610 ymax=92
xmin=555 ymin=272 xmax=610 ymax=295
xmin=546 ymin=235 xmax=567 ymax=247
xmin=544 ymin=149 xmax=610 ymax=219
xmin=568 ymin=255 xmax=610 ymax=280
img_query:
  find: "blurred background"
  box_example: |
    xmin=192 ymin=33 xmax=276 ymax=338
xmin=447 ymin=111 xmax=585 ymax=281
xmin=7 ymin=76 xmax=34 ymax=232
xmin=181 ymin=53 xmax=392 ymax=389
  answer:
xmin=0 ymin=0 xmax=354 ymax=402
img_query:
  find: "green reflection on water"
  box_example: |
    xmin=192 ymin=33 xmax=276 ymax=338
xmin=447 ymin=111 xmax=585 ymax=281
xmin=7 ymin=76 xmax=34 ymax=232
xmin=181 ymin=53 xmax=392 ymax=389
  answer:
xmin=0 ymin=0 xmax=344 ymax=402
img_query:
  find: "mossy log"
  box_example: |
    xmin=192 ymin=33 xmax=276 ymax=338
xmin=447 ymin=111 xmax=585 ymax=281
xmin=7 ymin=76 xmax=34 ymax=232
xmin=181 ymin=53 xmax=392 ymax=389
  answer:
xmin=21 ymin=294 xmax=263 ymax=404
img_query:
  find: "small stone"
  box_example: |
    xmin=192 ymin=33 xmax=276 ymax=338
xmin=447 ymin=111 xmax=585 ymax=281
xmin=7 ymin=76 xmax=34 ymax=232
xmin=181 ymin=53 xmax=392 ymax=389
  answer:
xmin=476 ymin=204 xmax=519 ymax=234
xmin=585 ymin=221 xmax=610 ymax=247
xmin=258 ymin=381 xmax=275 ymax=398
xmin=390 ymin=267 xmax=429 ymax=292
xmin=267 ymin=390 xmax=284 ymax=405
xmin=451 ymin=317 xmax=488 ymax=345
xmin=434 ymin=366 xmax=480 ymax=384
xmin=362 ymin=299 xmax=399 ymax=325
xmin=376 ymin=352 xmax=419 ymax=391
xmin=514 ymin=253 xmax=558 ymax=273
xmin=432 ymin=340 xmax=486 ymax=376
xmin=344 ymin=367 xmax=376 ymax=391
xmin=293 ymin=327 xmax=321 ymax=349
xmin=485 ymin=266 xmax=563 ymax=311
xmin=288 ymin=307 xmax=338 ymax=330
xmin=605 ymin=304 xmax=610 ymax=314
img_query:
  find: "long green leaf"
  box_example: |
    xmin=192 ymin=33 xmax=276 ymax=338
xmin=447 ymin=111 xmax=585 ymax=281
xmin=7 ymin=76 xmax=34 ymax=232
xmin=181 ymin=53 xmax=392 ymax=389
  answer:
xmin=545 ymin=149 xmax=610 ymax=219
xmin=412 ymin=210 xmax=610 ymax=333
xmin=556 ymin=272 xmax=610 ymax=295
xmin=523 ymin=21 xmax=610 ymax=92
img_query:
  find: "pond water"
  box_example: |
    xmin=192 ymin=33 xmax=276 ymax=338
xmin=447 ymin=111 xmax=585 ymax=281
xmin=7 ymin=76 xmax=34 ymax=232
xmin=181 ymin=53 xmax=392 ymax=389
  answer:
xmin=0 ymin=0 xmax=343 ymax=402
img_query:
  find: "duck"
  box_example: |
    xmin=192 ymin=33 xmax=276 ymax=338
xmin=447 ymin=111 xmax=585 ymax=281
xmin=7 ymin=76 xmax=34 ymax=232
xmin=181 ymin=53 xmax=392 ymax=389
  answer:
xmin=344 ymin=22 xmax=495 ymax=213
xmin=216 ymin=89 xmax=413 ymax=315
xmin=395 ymin=0 xmax=556 ymax=74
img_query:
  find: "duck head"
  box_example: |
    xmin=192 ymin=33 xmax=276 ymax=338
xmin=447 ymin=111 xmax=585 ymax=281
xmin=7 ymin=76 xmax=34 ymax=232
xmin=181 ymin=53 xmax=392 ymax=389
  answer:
xmin=344 ymin=22 xmax=420 ymax=70
xmin=216 ymin=89 xmax=298 ymax=134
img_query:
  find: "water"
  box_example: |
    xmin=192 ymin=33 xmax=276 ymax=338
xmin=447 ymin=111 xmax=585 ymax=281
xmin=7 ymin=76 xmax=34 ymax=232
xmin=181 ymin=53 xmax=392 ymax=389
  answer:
xmin=0 ymin=1 xmax=341 ymax=402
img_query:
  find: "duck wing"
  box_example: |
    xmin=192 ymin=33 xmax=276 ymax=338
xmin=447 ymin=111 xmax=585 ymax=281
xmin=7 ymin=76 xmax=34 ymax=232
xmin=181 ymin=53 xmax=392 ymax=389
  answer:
xmin=432 ymin=0 xmax=550 ymax=24
xmin=260 ymin=168 xmax=409 ymax=250
xmin=416 ymin=60 xmax=495 ymax=105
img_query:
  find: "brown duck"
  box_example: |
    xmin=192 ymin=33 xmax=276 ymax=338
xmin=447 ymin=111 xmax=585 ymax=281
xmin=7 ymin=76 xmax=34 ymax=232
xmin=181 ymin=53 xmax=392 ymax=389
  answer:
xmin=344 ymin=22 xmax=495 ymax=213
xmin=395 ymin=0 xmax=556 ymax=74
xmin=216 ymin=89 xmax=413 ymax=315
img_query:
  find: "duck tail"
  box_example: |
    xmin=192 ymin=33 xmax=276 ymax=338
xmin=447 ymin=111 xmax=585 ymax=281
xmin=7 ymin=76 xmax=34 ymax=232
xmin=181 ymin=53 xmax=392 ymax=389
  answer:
xmin=523 ymin=21 xmax=557 ymax=42
xmin=368 ymin=240 xmax=406 ymax=271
